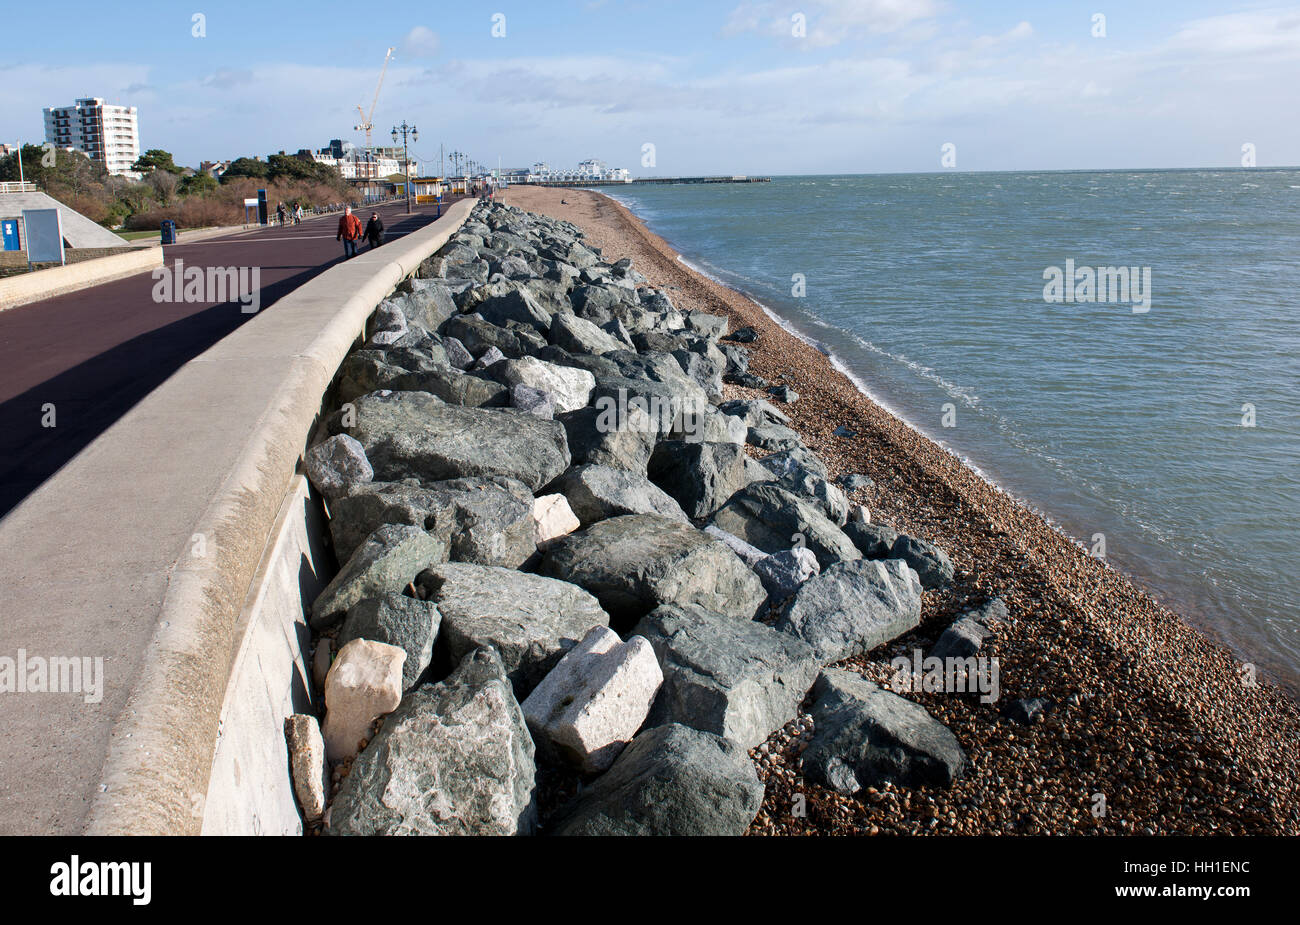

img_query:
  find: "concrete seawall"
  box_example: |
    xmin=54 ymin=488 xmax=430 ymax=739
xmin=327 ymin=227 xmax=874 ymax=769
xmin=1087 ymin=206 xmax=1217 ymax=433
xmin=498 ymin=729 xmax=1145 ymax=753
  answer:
xmin=0 ymin=198 xmax=474 ymax=835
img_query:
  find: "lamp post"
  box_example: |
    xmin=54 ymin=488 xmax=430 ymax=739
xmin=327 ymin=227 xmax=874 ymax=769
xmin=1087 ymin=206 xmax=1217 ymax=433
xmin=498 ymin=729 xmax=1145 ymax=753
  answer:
xmin=392 ymin=121 xmax=418 ymax=213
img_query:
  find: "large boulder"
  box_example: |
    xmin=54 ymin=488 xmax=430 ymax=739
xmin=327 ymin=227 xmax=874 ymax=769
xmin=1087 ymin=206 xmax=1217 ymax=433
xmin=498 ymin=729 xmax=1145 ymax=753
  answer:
xmin=442 ymin=313 xmax=546 ymax=359
xmin=337 ymin=592 xmax=441 ymax=693
xmin=747 ymin=422 xmax=803 ymax=452
xmin=647 ymin=441 xmax=749 ymax=519
xmin=328 ymin=647 xmax=538 ymax=835
xmin=634 ymin=603 xmax=819 ymax=749
xmin=493 ymin=356 xmax=595 ymax=414
xmin=930 ymin=598 xmax=1008 ymax=660
xmin=416 ymin=562 xmax=609 ymax=696
xmin=558 ymin=404 xmax=657 ymax=473
xmin=336 ymin=391 xmax=570 ymax=492
xmin=389 ymin=279 xmax=459 ymax=331
xmin=752 ymin=547 xmax=820 ymax=600
xmin=802 ymin=670 xmax=966 ymax=792
xmin=521 ymin=626 xmax=662 ymax=773
xmin=550 ymin=312 xmax=627 ymax=356
xmin=327 ymin=476 xmax=535 ymax=568
xmin=549 ymin=724 xmax=762 ymax=836
xmin=890 ymin=534 xmax=956 ymax=590
xmin=304 ymin=434 xmax=373 ymax=499
xmin=844 ymin=521 xmax=899 ymax=558
xmin=556 ymin=464 xmax=688 ymax=525
xmin=709 ymin=483 xmax=861 ymax=569
xmin=776 ymin=558 xmax=922 ymax=664
xmin=311 ymin=524 xmax=448 ymax=629
xmin=759 ymin=450 xmax=848 ymax=525
xmin=539 ymin=514 xmax=767 ymax=628
xmin=718 ymin=398 xmax=790 ymax=428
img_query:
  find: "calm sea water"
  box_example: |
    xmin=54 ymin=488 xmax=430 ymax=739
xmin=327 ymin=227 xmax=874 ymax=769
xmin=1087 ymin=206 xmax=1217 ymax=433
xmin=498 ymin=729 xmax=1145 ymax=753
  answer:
xmin=603 ymin=171 xmax=1300 ymax=693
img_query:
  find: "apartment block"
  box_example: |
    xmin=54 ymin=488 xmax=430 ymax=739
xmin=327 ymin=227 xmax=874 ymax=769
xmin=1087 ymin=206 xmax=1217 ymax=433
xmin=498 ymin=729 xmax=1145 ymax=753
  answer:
xmin=42 ymin=97 xmax=141 ymax=177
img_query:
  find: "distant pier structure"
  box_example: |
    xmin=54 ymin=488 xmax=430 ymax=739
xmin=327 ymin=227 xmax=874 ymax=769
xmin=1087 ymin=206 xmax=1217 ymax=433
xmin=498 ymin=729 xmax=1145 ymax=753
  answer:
xmin=526 ymin=175 xmax=771 ymax=187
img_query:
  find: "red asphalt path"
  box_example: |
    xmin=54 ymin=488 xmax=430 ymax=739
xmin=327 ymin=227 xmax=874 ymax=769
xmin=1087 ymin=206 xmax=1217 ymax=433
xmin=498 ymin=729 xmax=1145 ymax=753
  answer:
xmin=0 ymin=198 xmax=462 ymax=517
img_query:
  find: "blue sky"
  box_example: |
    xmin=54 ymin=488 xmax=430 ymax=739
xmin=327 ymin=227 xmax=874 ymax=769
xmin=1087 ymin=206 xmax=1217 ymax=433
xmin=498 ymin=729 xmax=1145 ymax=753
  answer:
xmin=2 ymin=1 xmax=1298 ymax=174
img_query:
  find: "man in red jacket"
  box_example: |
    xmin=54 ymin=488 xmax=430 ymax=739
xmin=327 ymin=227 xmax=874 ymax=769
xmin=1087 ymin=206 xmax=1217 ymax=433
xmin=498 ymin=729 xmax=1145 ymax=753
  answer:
xmin=337 ymin=206 xmax=363 ymax=258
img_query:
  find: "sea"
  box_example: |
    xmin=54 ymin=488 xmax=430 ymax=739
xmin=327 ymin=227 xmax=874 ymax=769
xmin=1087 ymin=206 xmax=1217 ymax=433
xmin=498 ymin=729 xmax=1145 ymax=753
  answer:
xmin=602 ymin=170 xmax=1300 ymax=694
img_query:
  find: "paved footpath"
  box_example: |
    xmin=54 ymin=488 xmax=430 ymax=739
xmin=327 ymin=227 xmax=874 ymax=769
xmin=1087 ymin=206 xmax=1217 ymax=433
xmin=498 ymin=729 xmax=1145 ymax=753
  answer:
xmin=0 ymin=198 xmax=460 ymax=518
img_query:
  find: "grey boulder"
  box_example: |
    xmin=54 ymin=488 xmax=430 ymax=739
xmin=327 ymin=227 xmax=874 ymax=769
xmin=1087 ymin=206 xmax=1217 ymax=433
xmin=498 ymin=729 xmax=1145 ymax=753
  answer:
xmin=311 ymin=524 xmax=448 ymax=629
xmin=802 ymin=669 xmax=966 ymax=793
xmin=647 ymin=440 xmax=749 ymax=519
xmin=549 ymin=724 xmax=762 ymax=836
xmin=634 ymin=603 xmax=819 ymax=749
xmin=328 ymin=647 xmax=537 ymax=835
xmin=890 ymin=534 xmax=956 ymax=590
xmin=539 ymin=514 xmax=767 ymax=628
xmin=416 ymin=562 xmax=609 ymax=696
xmin=710 ymin=482 xmax=861 ymax=569
xmin=844 ymin=521 xmax=899 ymax=559
xmin=337 ymin=390 xmax=570 ymax=492
xmin=327 ymin=476 xmax=536 ymax=568
xmin=557 ymin=404 xmax=657 ymax=473
xmin=556 ymin=464 xmax=689 ymax=525
xmin=752 ymin=547 xmax=820 ymax=600
xmin=304 ymin=433 xmax=373 ymax=499
xmin=776 ymin=558 xmax=923 ymax=664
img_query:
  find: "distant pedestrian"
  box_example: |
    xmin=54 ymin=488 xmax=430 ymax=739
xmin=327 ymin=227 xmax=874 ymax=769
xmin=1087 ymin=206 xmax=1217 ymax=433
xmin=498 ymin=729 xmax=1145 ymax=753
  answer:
xmin=337 ymin=206 xmax=363 ymax=258
xmin=293 ymin=203 xmax=303 ymax=224
xmin=364 ymin=212 xmax=385 ymax=250
xmin=276 ymin=202 xmax=287 ymax=226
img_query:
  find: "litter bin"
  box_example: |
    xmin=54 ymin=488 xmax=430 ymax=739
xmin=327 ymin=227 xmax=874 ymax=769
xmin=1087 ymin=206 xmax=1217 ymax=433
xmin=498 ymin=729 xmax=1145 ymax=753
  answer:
xmin=160 ymin=220 xmax=177 ymax=245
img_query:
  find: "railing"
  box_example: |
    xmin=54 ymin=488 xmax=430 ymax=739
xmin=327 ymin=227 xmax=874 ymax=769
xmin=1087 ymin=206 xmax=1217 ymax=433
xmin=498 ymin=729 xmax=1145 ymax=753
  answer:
xmin=0 ymin=182 xmax=38 ymax=194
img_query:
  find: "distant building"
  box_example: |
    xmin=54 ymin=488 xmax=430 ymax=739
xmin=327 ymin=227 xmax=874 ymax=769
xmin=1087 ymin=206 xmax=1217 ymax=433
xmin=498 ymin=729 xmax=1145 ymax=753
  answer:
xmin=199 ymin=160 xmax=231 ymax=179
xmin=305 ymin=139 xmax=412 ymax=180
xmin=42 ymin=97 xmax=141 ymax=177
xmin=523 ymin=158 xmax=631 ymax=183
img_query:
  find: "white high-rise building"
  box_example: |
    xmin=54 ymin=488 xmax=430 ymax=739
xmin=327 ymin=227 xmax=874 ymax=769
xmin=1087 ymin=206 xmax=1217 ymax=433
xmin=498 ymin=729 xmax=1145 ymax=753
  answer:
xmin=43 ymin=97 xmax=141 ymax=177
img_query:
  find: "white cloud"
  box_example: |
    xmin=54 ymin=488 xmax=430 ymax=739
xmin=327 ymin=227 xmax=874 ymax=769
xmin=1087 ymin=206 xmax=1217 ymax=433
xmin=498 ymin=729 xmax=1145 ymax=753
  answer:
xmin=401 ymin=26 xmax=440 ymax=59
xmin=724 ymin=0 xmax=942 ymax=47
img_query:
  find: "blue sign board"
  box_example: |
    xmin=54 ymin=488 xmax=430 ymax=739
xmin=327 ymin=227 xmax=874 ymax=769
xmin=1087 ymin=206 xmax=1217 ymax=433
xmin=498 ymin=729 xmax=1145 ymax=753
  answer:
xmin=1 ymin=219 xmax=18 ymax=251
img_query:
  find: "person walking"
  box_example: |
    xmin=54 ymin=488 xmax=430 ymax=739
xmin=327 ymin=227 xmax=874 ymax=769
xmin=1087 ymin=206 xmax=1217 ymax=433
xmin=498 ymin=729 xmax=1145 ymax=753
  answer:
xmin=293 ymin=202 xmax=303 ymax=224
xmin=276 ymin=202 xmax=287 ymax=226
xmin=337 ymin=206 xmax=363 ymax=258
xmin=364 ymin=212 xmax=385 ymax=251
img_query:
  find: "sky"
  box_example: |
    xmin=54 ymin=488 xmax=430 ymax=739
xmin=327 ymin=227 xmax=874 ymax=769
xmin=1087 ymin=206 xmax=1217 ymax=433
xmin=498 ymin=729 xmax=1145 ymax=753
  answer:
xmin=2 ymin=0 xmax=1298 ymax=175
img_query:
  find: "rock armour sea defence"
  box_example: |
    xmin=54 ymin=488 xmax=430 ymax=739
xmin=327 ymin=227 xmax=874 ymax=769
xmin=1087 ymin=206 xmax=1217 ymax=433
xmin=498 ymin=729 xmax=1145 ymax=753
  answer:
xmin=294 ymin=199 xmax=966 ymax=837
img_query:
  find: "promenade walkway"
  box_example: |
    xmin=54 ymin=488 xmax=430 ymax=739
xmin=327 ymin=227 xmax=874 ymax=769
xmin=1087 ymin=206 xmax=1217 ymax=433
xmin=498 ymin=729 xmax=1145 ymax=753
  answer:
xmin=0 ymin=199 xmax=455 ymax=518
xmin=0 ymin=198 xmax=474 ymax=835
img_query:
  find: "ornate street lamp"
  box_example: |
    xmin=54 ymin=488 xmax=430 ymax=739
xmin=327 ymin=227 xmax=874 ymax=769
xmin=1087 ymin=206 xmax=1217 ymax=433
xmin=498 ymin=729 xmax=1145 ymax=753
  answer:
xmin=392 ymin=121 xmax=419 ymax=213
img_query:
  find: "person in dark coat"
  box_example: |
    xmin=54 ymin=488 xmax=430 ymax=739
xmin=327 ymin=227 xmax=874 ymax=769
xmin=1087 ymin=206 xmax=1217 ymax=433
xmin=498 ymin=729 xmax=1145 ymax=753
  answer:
xmin=364 ymin=212 xmax=385 ymax=250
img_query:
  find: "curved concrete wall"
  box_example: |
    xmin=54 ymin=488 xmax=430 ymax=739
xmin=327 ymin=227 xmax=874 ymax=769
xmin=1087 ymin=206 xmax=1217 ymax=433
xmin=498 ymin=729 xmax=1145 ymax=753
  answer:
xmin=0 ymin=198 xmax=474 ymax=835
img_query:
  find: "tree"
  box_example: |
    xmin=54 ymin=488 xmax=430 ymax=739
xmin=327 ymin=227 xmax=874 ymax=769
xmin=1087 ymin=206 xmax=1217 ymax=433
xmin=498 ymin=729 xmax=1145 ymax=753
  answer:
xmin=179 ymin=172 xmax=218 ymax=196
xmin=146 ymin=169 xmax=180 ymax=204
xmin=220 ymin=157 xmax=269 ymax=182
xmin=132 ymin=149 xmax=183 ymax=175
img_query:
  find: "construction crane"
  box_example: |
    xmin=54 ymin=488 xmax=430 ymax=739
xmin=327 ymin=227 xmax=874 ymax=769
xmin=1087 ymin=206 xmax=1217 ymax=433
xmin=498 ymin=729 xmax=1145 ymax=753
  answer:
xmin=354 ymin=46 xmax=395 ymax=179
